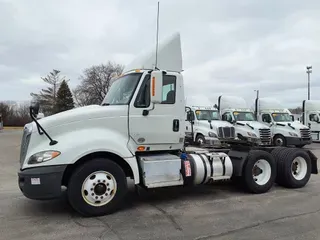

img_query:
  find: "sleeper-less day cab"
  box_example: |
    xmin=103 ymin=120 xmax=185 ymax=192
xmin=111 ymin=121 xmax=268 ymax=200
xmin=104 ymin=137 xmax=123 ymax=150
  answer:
xmin=18 ymin=33 xmax=318 ymax=216
xmin=255 ymin=97 xmax=311 ymax=147
xmin=302 ymin=100 xmax=320 ymax=141
xmin=185 ymin=96 xmax=235 ymax=146
xmin=217 ymin=95 xmax=272 ymax=146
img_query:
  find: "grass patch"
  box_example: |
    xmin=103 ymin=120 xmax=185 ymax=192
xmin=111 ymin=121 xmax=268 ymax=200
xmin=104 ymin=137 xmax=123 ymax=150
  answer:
xmin=3 ymin=126 xmax=24 ymax=130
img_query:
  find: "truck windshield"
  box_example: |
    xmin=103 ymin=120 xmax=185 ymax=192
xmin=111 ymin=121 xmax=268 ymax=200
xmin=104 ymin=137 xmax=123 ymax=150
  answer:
xmin=233 ymin=111 xmax=255 ymax=121
xmin=272 ymin=113 xmax=292 ymax=122
xmin=101 ymin=73 xmax=142 ymax=105
xmin=195 ymin=110 xmax=220 ymax=120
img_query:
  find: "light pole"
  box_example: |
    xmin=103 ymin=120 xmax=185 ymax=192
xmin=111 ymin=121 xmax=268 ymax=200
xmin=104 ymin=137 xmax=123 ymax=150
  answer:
xmin=306 ymin=66 xmax=312 ymax=100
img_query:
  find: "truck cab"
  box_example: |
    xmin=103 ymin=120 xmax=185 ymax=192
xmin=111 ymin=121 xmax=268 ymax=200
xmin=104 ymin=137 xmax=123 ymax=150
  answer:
xmin=185 ymin=105 xmax=235 ymax=146
xmin=255 ymin=97 xmax=311 ymax=147
xmin=302 ymin=100 xmax=320 ymax=141
xmin=218 ymin=95 xmax=271 ymax=146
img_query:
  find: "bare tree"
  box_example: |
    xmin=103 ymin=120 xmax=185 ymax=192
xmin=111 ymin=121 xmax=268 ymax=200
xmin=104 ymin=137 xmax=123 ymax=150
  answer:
xmin=31 ymin=69 xmax=68 ymax=115
xmin=74 ymin=62 xmax=124 ymax=106
xmin=0 ymin=102 xmax=31 ymax=126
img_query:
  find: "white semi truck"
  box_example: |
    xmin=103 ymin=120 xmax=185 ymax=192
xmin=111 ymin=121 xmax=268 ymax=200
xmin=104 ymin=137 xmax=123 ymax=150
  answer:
xmin=184 ymin=105 xmax=236 ymax=146
xmin=255 ymin=98 xmax=311 ymax=147
xmin=302 ymin=100 xmax=320 ymax=141
xmin=18 ymin=33 xmax=318 ymax=217
xmin=217 ymin=95 xmax=272 ymax=146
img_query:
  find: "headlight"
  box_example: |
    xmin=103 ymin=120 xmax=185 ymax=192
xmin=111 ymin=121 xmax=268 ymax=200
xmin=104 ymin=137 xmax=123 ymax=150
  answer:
xmin=247 ymin=132 xmax=257 ymax=138
xmin=28 ymin=151 xmax=61 ymax=164
xmin=289 ymin=132 xmax=298 ymax=137
xmin=208 ymin=132 xmax=218 ymax=138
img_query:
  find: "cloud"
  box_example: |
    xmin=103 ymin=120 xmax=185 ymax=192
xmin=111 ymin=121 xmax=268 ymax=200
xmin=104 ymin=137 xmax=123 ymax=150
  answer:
xmin=0 ymin=0 xmax=319 ymax=108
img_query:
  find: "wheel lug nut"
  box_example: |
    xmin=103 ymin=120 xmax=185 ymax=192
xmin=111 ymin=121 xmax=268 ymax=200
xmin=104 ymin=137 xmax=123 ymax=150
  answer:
xmin=103 ymin=180 xmax=106 ymax=183
xmin=91 ymin=188 xmax=93 ymax=191
xmin=107 ymin=188 xmax=110 ymax=191
xmin=100 ymin=196 xmax=103 ymax=199
xmin=98 ymin=180 xmax=100 ymax=183
xmin=95 ymin=196 xmax=98 ymax=199
xmin=91 ymin=193 xmax=94 ymax=196
xmin=93 ymin=183 xmax=96 ymax=186
xmin=107 ymin=183 xmax=109 ymax=186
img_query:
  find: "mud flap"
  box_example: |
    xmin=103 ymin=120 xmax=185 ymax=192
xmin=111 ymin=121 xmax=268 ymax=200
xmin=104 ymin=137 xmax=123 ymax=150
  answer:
xmin=306 ymin=149 xmax=318 ymax=174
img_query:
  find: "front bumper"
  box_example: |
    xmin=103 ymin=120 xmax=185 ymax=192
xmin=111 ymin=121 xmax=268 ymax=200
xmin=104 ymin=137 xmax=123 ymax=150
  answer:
xmin=285 ymin=137 xmax=312 ymax=146
xmin=18 ymin=165 xmax=67 ymax=200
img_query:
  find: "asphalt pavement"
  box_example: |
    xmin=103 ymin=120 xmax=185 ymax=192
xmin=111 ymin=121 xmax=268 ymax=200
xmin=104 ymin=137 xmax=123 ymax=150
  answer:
xmin=1 ymin=129 xmax=320 ymax=240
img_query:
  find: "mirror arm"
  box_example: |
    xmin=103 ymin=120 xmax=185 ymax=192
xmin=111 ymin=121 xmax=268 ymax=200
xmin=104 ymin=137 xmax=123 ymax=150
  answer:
xmin=29 ymin=108 xmax=58 ymax=146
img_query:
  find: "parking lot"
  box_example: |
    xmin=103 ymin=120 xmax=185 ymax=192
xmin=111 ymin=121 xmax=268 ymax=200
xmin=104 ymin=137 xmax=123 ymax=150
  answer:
xmin=1 ymin=130 xmax=320 ymax=240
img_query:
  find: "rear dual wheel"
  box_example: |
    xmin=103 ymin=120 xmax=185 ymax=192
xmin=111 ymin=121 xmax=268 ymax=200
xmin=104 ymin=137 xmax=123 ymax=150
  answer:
xmin=242 ymin=150 xmax=276 ymax=194
xmin=271 ymin=148 xmax=311 ymax=188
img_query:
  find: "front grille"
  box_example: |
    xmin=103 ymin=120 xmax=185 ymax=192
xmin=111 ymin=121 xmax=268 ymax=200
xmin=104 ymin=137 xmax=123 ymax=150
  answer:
xmin=300 ymin=128 xmax=311 ymax=140
xmin=20 ymin=128 xmax=31 ymax=167
xmin=218 ymin=127 xmax=235 ymax=139
xmin=259 ymin=128 xmax=271 ymax=144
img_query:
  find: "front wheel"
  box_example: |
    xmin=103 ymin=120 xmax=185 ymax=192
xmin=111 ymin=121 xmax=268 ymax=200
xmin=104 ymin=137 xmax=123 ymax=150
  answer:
xmin=273 ymin=135 xmax=286 ymax=147
xmin=67 ymin=158 xmax=128 ymax=217
xmin=242 ymin=150 xmax=276 ymax=194
xmin=196 ymin=134 xmax=205 ymax=146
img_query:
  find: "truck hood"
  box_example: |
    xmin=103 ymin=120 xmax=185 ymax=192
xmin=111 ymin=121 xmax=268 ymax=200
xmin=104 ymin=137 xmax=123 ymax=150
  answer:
xmin=35 ymin=105 xmax=126 ymax=130
xmin=236 ymin=121 xmax=269 ymax=130
xmin=275 ymin=121 xmax=309 ymax=130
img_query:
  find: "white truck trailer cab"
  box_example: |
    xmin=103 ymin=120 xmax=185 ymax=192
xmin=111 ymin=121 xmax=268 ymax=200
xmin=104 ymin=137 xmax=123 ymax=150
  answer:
xmin=302 ymin=100 xmax=320 ymax=141
xmin=17 ymin=32 xmax=318 ymax=217
xmin=217 ymin=95 xmax=272 ymax=146
xmin=184 ymin=105 xmax=235 ymax=145
xmin=255 ymin=98 xmax=311 ymax=147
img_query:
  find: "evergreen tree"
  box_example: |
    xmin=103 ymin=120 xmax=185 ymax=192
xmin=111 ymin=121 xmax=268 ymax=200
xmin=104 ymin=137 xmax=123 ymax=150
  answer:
xmin=31 ymin=69 xmax=66 ymax=115
xmin=56 ymin=80 xmax=75 ymax=113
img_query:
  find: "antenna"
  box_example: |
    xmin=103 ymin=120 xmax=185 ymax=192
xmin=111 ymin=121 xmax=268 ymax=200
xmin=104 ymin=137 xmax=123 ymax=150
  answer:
xmin=155 ymin=1 xmax=160 ymax=70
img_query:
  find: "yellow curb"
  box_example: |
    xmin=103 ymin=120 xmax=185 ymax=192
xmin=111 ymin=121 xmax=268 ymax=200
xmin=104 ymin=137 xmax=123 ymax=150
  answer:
xmin=3 ymin=126 xmax=24 ymax=130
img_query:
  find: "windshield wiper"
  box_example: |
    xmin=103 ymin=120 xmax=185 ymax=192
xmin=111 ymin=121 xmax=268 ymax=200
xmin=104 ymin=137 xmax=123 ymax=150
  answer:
xmin=102 ymin=103 xmax=110 ymax=106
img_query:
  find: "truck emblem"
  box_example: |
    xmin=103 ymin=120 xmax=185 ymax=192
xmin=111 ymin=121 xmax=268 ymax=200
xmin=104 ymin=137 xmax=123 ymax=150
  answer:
xmin=138 ymin=138 xmax=145 ymax=143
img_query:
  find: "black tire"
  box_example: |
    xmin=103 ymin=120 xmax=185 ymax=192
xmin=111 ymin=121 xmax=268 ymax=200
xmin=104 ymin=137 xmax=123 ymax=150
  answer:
xmin=271 ymin=147 xmax=287 ymax=184
xmin=196 ymin=134 xmax=205 ymax=145
xmin=275 ymin=148 xmax=311 ymax=188
xmin=67 ymin=158 xmax=128 ymax=217
xmin=242 ymin=150 xmax=276 ymax=194
xmin=273 ymin=135 xmax=286 ymax=147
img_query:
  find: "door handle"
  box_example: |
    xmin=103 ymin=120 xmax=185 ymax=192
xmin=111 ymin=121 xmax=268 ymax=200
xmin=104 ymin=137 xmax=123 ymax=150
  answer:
xmin=173 ymin=119 xmax=179 ymax=132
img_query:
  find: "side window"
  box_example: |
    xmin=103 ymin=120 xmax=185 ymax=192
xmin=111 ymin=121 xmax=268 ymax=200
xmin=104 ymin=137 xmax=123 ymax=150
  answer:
xmin=309 ymin=113 xmax=319 ymax=122
xmin=134 ymin=75 xmax=150 ymax=108
xmin=222 ymin=112 xmax=232 ymax=122
xmin=161 ymin=75 xmax=176 ymax=104
xmin=262 ymin=114 xmax=271 ymax=123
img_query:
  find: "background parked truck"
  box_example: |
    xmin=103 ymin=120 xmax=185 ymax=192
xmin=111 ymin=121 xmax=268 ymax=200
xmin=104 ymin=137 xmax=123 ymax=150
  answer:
xmin=217 ymin=95 xmax=272 ymax=146
xmin=302 ymin=100 xmax=320 ymax=141
xmin=185 ymin=104 xmax=236 ymax=146
xmin=255 ymin=97 xmax=311 ymax=147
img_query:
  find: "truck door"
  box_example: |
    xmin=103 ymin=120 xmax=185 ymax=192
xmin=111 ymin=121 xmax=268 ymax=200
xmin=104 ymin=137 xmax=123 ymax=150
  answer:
xmin=308 ymin=112 xmax=320 ymax=140
xmin=129 ymin=72 xmax=184 ymax=145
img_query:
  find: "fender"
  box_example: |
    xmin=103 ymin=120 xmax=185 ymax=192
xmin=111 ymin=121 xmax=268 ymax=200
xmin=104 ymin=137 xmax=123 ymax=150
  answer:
xmin=22 ymin=128 xmax=139 ymax=182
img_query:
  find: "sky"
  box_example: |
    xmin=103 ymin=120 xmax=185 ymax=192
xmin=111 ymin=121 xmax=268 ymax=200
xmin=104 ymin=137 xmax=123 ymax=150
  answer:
xmin=0 ymin=0 xmax=319 ymax=108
